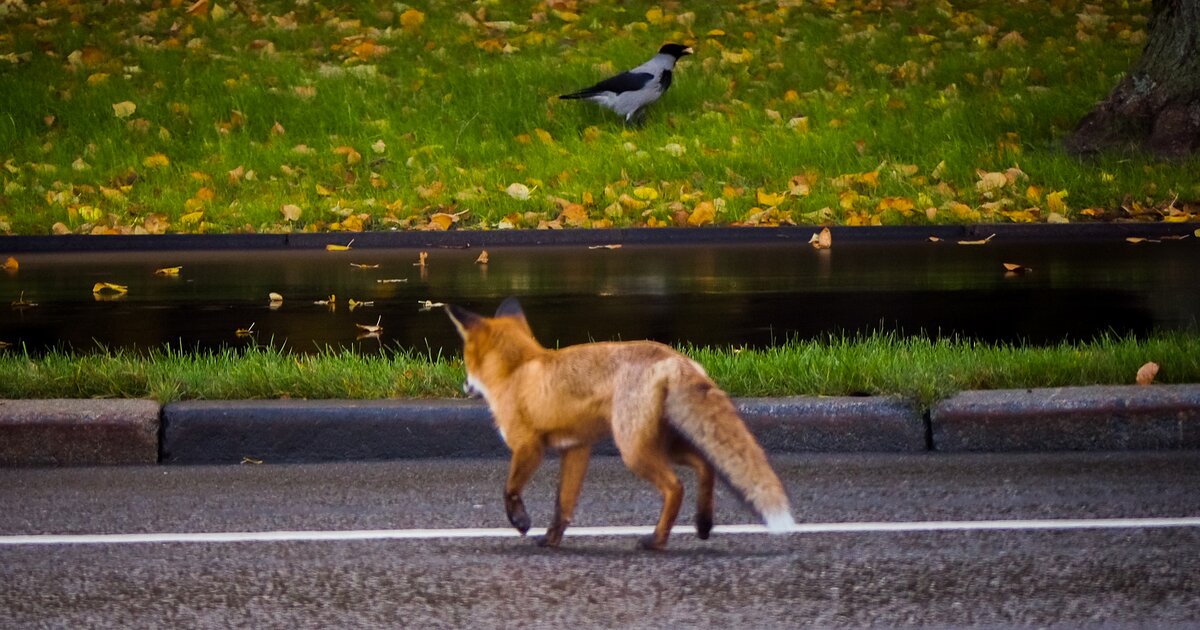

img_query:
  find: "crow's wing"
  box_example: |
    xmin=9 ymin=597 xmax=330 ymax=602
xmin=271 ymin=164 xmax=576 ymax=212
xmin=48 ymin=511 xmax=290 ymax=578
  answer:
xmin=560 ymin=71 xmax=654 ymax=99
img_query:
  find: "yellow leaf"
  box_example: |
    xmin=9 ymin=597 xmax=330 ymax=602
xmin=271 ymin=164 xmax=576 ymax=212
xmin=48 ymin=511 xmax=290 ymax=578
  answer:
xmin=333 ymin=146 xmax=361 ymax=165
xmin=688 ymin=201 xmax=716 ymax=226
xmin=554 ymin=9 xmax=581 ymax=22
xmin=1002 ymin=262 xmax=1032 ymax=274
xmin=154 ymin=266 xmax=182 ymax=276
xmin=475 ymin=250 xmax=489 ymax=264
xmin=400 ymin=8 xmax=425 ymax=32
xmin=142 ymin=153 xmax=170 ymax=168
xmin=326 ymin=239 xmax=354 ymax=251
xmin=316 ymin=184 xmax=334 ymax=197
xmin=180 ymin=210 xmax=204 ymax=224
xmin=633 ymin=186 xmax=659 ymax=201
xmin=112 ymin=101 xmax=136 ymax=118
xmin=268 ymin=292 xmax=284 ymax=304
xmin=2 ymin=256 xmax=16 ymax=271
xmin=756 ymin=189 xmax=786 ymax=206
xmin=560 ymin=204 xmax=589 ymax=227
xmin=1125 ymin=237 xmax=1159 ymax=244
xmin=534 ymin=128 xmax=554 ymax=145
xmin=428 ymin=213 xmax=457 ymax=230
xmin=92 ymin=282 xmax=129 ymax=294
xmin=1046 ymin=190 xmax=1068 ymax=213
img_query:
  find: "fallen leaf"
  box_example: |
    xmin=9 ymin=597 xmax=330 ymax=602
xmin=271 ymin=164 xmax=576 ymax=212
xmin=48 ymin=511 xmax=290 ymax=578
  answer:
xmin=688 ymin=201 xmax=716 ymax=226
xmin=142 ymin=153 xmax=170 ymax=168
xmin=92 ymin=282 xmax=129 ymax=294
xmin=280 ymin=204 xmax=302 ymax=221
xmin=587 ymin=244 xmax=623 ymax=250
xmin=506 ymin=183 xmax=531 ymax=200
xmin=11 ymin=291 xmax=36 ymax=308
xmin=376 ymin=278 xmax=409 ymax=284
xmin=112 ymin=101 xmax=136 ymax=118
xmin=268 ymin=292 xmax=284 ymax=303
xmin=1125 ymin=237 xmax=1159 ymax=244
xmin=2 ymin=256 xmax=16 ymax=271
xmin=475 ymin=250 xmax=489 ymax=264
xmin=350 ymin=263 xmax=380 ymax=269
xmin=313 ymin=294 xmax=336 ymax=306
xmin=415 ymin=251 xmax=428 ymax=267
xmin=809 ymin=227 xmax=832 ymax=250
xmin=348 ymin=299 xmax=375 ymax=311
xmin=1136 ymin=361 xmax=1159 ymax=386
xmin=927 ymin=236 xmax=943 ymax=243
xmin=418 ymin=300 xmax=445 ymax=311
xmin=326 ymin=239 xmax=354 ymax=251
xmin=235 ymin=322 xmax=256 ymax=337
xmin=154 ymin=266 xmax=182 ymax=276
xmin=400 ymin=8 xmax=425 ymax=32
xmin=756 ymin=189 xmax=786 ymax=206
xmin=1002 ymin=262 xmax=1032 ymax=274
xmin=633 ymin=186 xmax=659 ymax=201
xmin=958 ymin=234 xmax=996 ymax=245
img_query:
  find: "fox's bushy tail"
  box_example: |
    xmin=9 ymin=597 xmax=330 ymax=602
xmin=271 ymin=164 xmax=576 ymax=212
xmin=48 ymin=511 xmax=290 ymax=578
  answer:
xmin=663 ymin=362 xmax=795 ymax=532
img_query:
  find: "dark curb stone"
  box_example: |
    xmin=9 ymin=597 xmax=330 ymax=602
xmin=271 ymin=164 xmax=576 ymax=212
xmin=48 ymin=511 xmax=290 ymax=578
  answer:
xmin=161 ymin=400 xmax=505 ymax=464
xmin=160 ymin=396 xmax=926 ymax=465
xmin=0 ymin=399 xmax=160 ymax=466
xmin=930 ymin=384 xmax=1200 ymax=451
xmin=3 ymin=223 xmax=1198 ymax=252
xmin=738 ymin=397 xmax=925 ymax=452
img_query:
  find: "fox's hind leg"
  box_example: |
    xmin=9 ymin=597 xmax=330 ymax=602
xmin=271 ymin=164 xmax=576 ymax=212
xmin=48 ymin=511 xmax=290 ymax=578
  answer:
xmin=671 ymin=445 xmax=715 ymax=540
xmin=625 ymin=453 xmax=684 ymax=551
xmin=537 ymin=445 xmax=591 ymax=548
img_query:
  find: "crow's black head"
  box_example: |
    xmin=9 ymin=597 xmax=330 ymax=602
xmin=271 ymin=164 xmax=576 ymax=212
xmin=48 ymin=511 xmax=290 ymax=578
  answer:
xmin=658 ymin=43 xmax=693 ymax=59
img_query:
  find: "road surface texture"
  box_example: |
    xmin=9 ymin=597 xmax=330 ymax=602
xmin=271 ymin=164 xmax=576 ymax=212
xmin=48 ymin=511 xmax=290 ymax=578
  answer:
xmin=3 ymin=452 xmax=1199 ymax=628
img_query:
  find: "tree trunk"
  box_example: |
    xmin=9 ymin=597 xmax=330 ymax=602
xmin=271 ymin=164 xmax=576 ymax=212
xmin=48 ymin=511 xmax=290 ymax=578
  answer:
xmin=1064 ymin=0 xmax=1200 ymax=159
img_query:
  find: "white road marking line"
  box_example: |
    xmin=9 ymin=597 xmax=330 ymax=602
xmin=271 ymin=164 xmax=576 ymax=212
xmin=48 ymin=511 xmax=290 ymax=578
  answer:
xmin=2 ymin=517 xmax=1199 ymax=546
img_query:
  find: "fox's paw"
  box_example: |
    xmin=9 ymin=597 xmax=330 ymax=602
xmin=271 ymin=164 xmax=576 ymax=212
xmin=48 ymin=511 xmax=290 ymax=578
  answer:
xmin=508 ymin=510 xmax=531 ymax=535
xmin=505 ymin=494 xmax=531 ymax=535
xmin=695 ymin=513 xmax=713 ymax=540
xmin=534 ymin=534 xmax=561 ymax=548
xmin=636 ymin=534 xmax=667 ymax=552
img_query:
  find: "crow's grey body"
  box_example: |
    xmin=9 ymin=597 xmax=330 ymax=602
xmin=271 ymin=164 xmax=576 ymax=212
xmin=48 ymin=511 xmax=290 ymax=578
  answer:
xmin=559 ymin=44 xmax=692 ymax=123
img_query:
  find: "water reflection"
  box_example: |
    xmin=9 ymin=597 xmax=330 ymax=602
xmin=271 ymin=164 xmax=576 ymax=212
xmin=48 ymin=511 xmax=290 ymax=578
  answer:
xmin=0 ymin=240 xmax=1197 ymax=355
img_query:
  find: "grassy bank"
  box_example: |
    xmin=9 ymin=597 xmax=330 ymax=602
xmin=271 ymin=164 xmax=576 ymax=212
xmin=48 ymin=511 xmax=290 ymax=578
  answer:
xmin=1 ymin=0 xmax=1197 ymax=235
xmin=2 ymin=333 xmax=1196 ymax=407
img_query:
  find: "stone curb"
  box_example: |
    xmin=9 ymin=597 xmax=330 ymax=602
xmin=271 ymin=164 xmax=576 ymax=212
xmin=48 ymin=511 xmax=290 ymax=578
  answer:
xmin=930 ymin=384 xmax=1200 ymax=452
xmin=2 ymin=386 xmax=1200 ymax=466
xmin=159 ymin=396 xmax=923 ymax=465
xmin=0 ymin=399 xmax=160 ymax=466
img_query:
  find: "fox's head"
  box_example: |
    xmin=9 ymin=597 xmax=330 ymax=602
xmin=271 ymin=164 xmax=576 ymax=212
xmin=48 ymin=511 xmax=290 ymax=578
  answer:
xmin=445 ymin=297 xmax=542 ymax=399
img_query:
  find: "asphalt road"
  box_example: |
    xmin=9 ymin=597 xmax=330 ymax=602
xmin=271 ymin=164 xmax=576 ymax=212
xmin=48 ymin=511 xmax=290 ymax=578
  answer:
xmin=3 ymin=452 xmax=1200 ymax=628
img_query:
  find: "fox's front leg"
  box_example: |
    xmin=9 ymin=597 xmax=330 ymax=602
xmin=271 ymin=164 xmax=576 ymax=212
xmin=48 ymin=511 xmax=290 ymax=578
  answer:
xmin=504 ymin=443 xmax=543 ymax=535
xmin=537 ymin=445 xmax=592 ymax=548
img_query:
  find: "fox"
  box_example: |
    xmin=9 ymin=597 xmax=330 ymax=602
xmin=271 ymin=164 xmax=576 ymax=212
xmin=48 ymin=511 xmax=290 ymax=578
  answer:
xmin=445 ymin=297 xmax=794 ymax=550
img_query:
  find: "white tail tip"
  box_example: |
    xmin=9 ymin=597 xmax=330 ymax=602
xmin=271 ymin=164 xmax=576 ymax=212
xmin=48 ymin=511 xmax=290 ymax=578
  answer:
xmin=764 ymin=511 xmax=796 ymax=533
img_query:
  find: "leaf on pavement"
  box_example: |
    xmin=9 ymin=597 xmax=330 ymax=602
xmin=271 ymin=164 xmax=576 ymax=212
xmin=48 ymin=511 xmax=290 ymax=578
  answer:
xmin=1136 ymin=361 xmax=1159 ymax=386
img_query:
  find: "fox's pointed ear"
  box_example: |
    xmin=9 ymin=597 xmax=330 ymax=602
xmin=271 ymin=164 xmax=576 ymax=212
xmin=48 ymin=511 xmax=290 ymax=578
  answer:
xmin=495 ymin=296 xmax=526 ymax=321
xmin=444 ymin=304 xmax=483 ymax=339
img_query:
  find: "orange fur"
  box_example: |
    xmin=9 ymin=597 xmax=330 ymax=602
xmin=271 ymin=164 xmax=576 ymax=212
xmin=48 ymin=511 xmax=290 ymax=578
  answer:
xmin=446 ymin=297 xmax=794 ymax=550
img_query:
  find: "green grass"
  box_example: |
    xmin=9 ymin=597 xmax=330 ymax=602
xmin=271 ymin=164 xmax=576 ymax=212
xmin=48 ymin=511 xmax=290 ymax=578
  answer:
xmin=1 ymin=0 xmax=1197 ymax=235
xmin=2 ymin=333 xmax=1196 ymax=408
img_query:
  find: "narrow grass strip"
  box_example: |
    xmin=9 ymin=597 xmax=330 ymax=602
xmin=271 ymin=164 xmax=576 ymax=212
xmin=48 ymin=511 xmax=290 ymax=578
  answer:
xmin=0 ymin=333 xmax=1196 ymax=407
